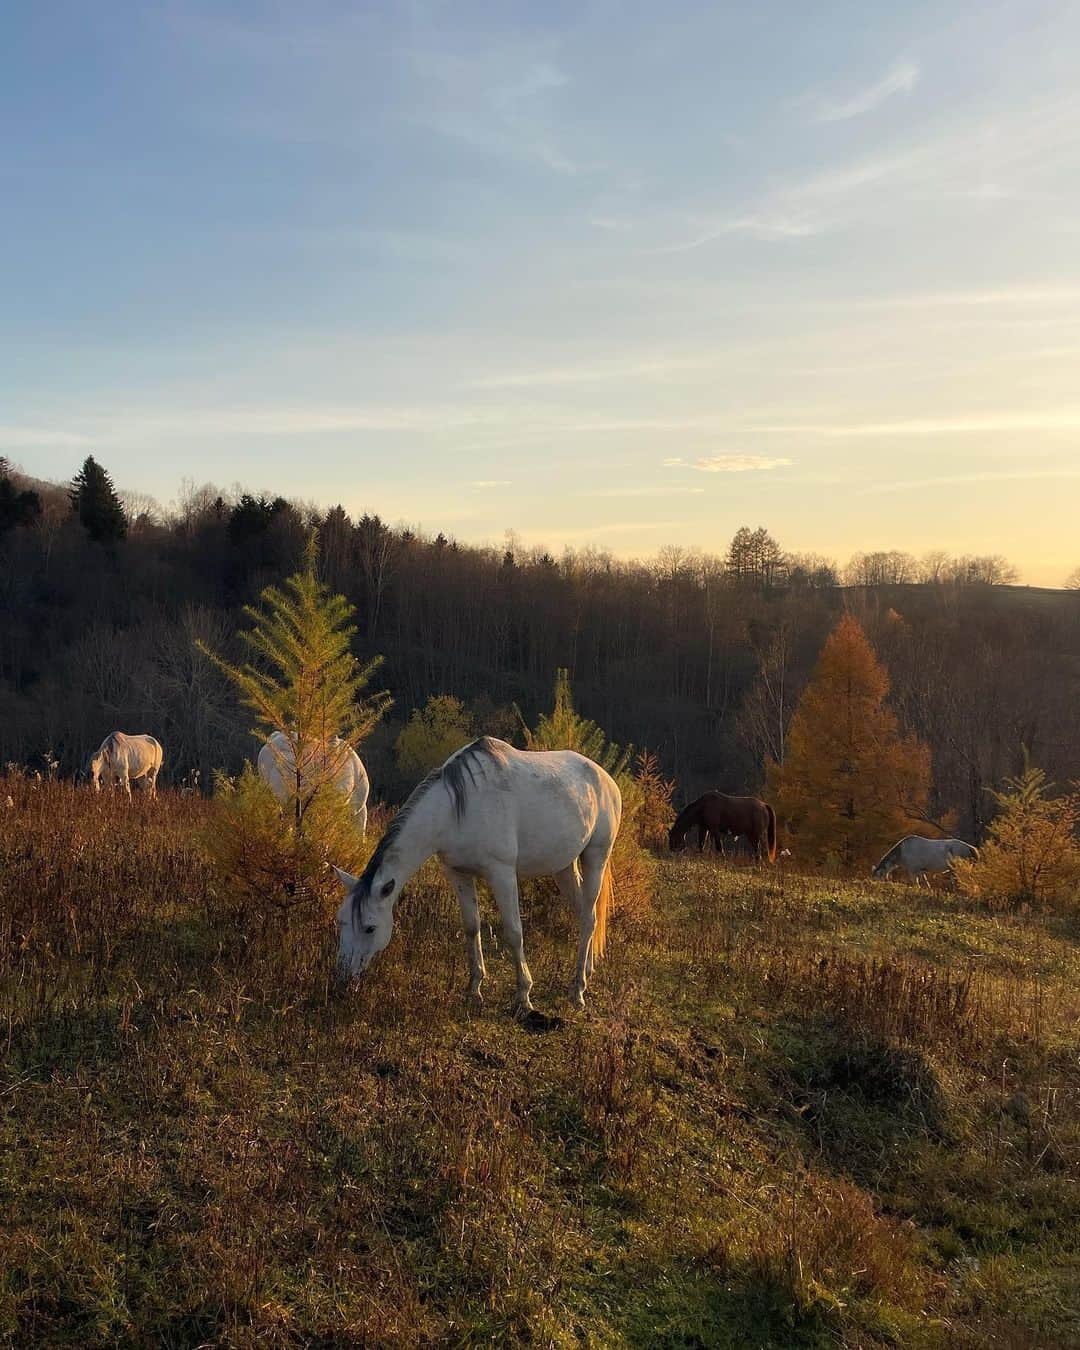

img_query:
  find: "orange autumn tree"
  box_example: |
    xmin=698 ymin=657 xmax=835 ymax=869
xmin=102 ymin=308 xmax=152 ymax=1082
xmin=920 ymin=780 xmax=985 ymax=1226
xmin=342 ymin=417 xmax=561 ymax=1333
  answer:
xmin=768 ymin=614 xmax=931 ymax=869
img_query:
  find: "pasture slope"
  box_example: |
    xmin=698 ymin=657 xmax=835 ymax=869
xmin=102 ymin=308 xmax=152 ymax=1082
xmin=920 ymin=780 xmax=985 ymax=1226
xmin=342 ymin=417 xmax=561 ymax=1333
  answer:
xmin=1 ymin=777 xmax=1078 ymax=1348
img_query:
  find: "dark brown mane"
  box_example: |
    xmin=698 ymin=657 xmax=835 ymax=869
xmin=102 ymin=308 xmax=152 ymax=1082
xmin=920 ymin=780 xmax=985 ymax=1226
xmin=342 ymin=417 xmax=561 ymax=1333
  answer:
xmin=354 ymin=738 xmax=499 ymax=913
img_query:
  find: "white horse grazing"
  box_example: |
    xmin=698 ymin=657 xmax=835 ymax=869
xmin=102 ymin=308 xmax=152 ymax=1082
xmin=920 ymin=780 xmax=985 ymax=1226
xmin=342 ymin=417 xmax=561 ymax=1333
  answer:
xmin=333 ymin=737 xmax=622 ymax=1014
xmin=89 ymin=732 xmax=164 ymax=798
xmin=872 ymin=835 xmax=978 ymax=886
xmin=257 ymin=730 xmax=370 ymax=836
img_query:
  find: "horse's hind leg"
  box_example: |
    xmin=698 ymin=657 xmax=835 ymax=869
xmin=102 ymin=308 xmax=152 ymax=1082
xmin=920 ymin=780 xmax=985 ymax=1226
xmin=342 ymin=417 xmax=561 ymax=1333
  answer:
xmin=442 ymin=865 xmax=486 ymax=1002
xmin=486 ymin=864 xmax=534 ymax=1015
xmin=555 ymin=863 xmax=592 ymax=1008
xmin=571 ymin=848 xmax=611 ymax=1008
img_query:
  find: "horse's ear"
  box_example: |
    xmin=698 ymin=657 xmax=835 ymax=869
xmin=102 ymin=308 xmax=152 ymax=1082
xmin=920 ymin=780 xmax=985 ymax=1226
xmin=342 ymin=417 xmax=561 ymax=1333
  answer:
xmin=332 ymin=866 xmax=358 ymax=892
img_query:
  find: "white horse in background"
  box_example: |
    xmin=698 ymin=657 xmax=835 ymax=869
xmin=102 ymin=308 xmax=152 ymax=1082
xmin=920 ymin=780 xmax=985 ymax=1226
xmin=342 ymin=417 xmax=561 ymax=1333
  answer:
xmin=257 ymin=730 xmax=370 ymax=836
xmin=333 ymin=736 xmax=622 ymax=1014
xmin=872 ymin=835 xmax=978 ymax=886
xmin=89 ymin=732 xmax=164 ymax=798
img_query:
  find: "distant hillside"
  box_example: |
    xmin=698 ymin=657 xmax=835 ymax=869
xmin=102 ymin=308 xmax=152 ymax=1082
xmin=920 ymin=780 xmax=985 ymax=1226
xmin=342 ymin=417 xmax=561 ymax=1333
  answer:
xmin=1 ymin=462 xmax=1078 ymax=835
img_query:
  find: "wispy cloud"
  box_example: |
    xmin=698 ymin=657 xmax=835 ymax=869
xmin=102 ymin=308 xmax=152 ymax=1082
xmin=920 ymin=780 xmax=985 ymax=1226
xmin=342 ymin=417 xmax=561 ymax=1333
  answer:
xmin=581 ymin=485 xmax=706 ymax=497
xmin=816 ymin=61 xmax=920 ymax=123
xmin=664 ymin=454 xmax=795 ymax=473
xmin=407 ymin=45 xmax=585 ymax=174
xmin=862 ymin=467 xmax=1080 ymax=494
xmin=647 ymin=212 xmax=825 ymax=254
xmin=469 ymin=352 xmax=722 ymax=389
xmin=470 ymin=479 xmax=511 ymax=488
xmin=516 ymin=520 xmax=685 ymax=545
xmin=742 ymin=412 xmax=1080 ymax=436
xmin=854 ymin=284 xmax=1080 ymax=311
xmin=587 ymin=215 xmax=633 ymax=232
xmin=0 ymin=425 xmax=92 ymax=449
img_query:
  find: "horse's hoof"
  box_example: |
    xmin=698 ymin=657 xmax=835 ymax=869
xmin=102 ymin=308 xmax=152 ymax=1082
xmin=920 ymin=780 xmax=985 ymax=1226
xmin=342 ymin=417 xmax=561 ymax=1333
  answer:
xmin=518 ymin=1007 xmax=564 ymax=1033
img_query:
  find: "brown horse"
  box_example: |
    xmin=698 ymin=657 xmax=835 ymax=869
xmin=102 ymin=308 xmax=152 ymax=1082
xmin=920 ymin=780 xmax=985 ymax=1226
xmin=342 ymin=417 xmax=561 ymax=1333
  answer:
xmin=668 ymin=792 xmax=777 ymax=862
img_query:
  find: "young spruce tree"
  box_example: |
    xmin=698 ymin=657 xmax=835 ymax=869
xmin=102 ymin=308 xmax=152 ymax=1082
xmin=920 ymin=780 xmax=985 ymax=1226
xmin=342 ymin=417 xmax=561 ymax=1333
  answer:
xmin=69 ymin=455 xmax=128 ymax=543
xmin=954 ymin=754 xmax=1080 ymax=908
xmin=199 ymin=535 xmax=390 ymax=832
xmin=522 ymin=669 xmax=655 ymax=929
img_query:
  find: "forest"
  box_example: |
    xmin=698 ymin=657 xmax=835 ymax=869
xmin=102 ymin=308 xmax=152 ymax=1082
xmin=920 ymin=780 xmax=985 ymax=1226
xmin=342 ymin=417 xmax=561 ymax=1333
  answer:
xmin=2 ymin=455 xmax=1078 ymax=840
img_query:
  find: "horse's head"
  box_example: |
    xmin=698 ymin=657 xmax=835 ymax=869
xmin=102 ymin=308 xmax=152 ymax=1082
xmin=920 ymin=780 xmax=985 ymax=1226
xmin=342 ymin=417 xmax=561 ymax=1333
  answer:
xmin=87 ymin=754 xmax=104 ymax=791
xmin=332 ymin=861 xmax=397 ymax=980
xmin=871 ymin=860 xmax=889 ymax=879
xmin=668 ymin=822 xmax=687 ymax=852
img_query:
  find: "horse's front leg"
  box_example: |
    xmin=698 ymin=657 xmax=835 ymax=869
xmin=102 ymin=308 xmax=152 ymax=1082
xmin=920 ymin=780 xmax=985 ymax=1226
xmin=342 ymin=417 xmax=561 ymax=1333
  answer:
xmin=486 ymin=865 xmax=533 ymax=1015
xmin=696 ymin=824 xmax=707 ymax=852
xmin=443 ymin=865 xmax=486 ymax=1002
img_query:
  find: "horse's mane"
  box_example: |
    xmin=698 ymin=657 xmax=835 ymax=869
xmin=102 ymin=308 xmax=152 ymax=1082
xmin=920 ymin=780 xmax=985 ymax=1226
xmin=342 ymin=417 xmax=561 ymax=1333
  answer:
xmin=92 ymin=732 xmax=122 ymax=763
xmin=671 ymin=798 xmax=701 ymax=835
xmin=356 ymin=738 xmax=500 ymax=904
xmin=874 ymin=841 xmax=903 ymax=871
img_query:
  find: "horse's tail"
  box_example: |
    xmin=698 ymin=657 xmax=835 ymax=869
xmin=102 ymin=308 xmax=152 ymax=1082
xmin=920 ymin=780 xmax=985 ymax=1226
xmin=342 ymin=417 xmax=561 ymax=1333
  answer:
xmin=593 ymin=859 xmax=614 ymax=961
xmin=765 ymin=803 xmax=777 ymax=862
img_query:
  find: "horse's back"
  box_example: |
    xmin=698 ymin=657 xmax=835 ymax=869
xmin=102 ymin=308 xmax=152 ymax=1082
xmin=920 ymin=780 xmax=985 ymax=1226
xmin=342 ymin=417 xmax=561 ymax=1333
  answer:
xmin=447 ymin=739 xmax=621 ymax=874
xmin=895 ymin=835 xmax=968 ymax=873
xmin=99 ymin=731 xmax=161 ymax=774
xmin=259 ymin=732 xmax=368 ymax=803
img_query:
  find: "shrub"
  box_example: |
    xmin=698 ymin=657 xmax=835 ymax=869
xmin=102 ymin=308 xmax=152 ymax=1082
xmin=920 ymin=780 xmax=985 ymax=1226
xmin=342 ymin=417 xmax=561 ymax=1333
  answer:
xmin=633 ymin=750 xmax=675 ymax=850
xmin=522 ymin=670 xmax=654 ymax=929
xmin=395 ymin=695 xmax=475 ymax=783
xmin=955 ymin=760 xmax=1080 ymax=909
xmin=204 ymin=765 xmax=369 ymax=923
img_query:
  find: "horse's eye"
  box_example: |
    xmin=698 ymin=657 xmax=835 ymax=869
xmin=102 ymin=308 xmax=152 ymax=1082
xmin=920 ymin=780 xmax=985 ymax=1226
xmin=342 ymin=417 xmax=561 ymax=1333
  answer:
xmin=380 ymin=879 xmax=395 ymax=898
xmin=364 ymin=925 xmax=376 ymax=936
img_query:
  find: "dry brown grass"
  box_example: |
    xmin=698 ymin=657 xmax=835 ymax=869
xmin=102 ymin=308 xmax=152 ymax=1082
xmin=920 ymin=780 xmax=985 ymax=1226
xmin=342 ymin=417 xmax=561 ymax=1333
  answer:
xmin=2 ymin=780 xmax=1078 ymax=1347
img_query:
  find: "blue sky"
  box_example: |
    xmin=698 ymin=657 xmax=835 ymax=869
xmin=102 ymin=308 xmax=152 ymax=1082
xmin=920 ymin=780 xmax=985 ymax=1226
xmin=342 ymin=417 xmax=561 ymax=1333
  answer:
xmin=3 ymin=1 xmax=1079 ymax=582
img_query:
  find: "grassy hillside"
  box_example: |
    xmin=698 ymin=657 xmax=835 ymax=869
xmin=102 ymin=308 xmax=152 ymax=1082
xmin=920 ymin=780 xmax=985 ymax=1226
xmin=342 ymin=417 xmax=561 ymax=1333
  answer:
xmin=2 ymin=778 xmax=1078 ymax=1347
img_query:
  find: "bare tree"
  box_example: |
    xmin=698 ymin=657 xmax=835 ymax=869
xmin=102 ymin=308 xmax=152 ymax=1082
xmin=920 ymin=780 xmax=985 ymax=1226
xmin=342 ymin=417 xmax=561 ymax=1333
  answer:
xmin=737 ymin=623 xmax=799 ymax=778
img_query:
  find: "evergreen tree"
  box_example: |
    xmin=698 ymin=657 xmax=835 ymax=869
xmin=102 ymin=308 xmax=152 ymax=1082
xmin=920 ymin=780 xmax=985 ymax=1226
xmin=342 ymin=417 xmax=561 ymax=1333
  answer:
xmin=954 ymin=754 xmax=1080 ymax=907
xmin=768 ymin=615 xmax=931 ymax=868
xmin=522 ymin=668 xmax=633 ymax=779
xmin=522 ymin=669 xmax=654 ymax=936
xmin=198 ymin=536 xmax=390 ymax=830
xmin=69 ymin=455 xmax=127 ymax=543
xmin=0 ymin=467 xmax=42 ymax=532
xmin=227 ymin=493 xmax=291 ymax=545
